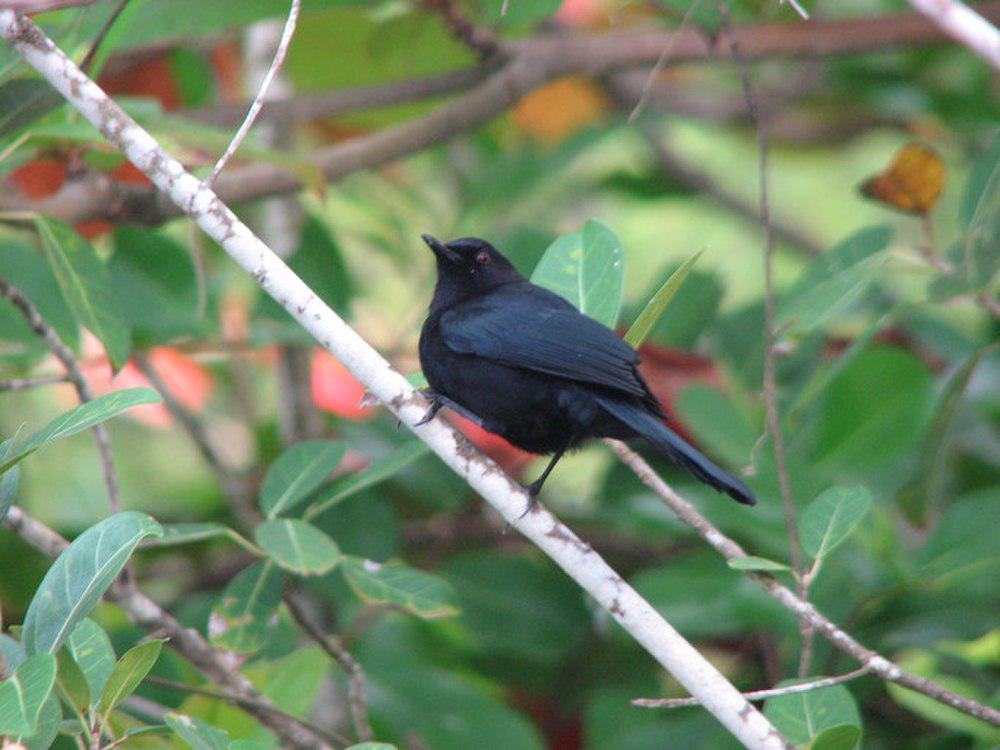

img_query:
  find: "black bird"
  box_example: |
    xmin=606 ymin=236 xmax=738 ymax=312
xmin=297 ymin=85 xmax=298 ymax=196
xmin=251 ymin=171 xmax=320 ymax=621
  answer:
xmin=417 ymin=234 xmax=756 ymax=508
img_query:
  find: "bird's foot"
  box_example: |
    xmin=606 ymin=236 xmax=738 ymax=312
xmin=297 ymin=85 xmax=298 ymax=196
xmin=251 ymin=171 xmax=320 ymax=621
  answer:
xmin=415 ymin=391 xmax=444 ymax=427
xmin=515 ymin=480 xmax=544 ymax=520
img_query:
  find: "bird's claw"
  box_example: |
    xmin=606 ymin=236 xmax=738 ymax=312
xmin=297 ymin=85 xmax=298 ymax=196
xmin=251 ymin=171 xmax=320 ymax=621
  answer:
xmin=515 ymin=482 xmax=543 ymax=520
xmin=415 ymin=391 xmax=443 ymax=427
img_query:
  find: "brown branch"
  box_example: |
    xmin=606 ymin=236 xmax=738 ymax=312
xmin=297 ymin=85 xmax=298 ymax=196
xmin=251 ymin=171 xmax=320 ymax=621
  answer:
xmin=6 ymin=3 xmax=999 ymax=227
xmin=419 ymin=0 xmax=502 ymax=61
xmin=284 ymin=591 xmax=374 ymax=743
xmin=145 ymin=674 xmax=351 ymax=747
xmin=606 ymin=440 xmax=1000 ymax=728
xmin=132 ymin=352 xmax=259 ymax=527
xmin=1 ymin=505 xmax=334 ymax=749
xmin=0 ymin=274 xmax=122 ymax=514
xmin=0 ymin=373 xmax=71 ymax=391
xmin=184 ymin=68 xmax=487 ymax=128
xmin=714 ymin=0 xmax=808 ymax=672
xmin=634 ymin=666 xmax=872 ymax=709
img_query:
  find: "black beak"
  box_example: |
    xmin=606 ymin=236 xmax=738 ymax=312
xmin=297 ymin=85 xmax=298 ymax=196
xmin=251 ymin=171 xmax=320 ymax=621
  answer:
xmin=422 ymin=234 xmax=460 ymax=264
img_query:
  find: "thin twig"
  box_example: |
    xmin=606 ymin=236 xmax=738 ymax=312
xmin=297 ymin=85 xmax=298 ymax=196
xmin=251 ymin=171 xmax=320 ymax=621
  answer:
xmin=419 ymin=0 xmax=501 ymax=61
xmin=606 ymin=439 xmax=1000 ymax=727
xmin=79 ymin=0 xmax=130 ymax=74
xmin=622 ymin=114 xmax=823 ymax=257
xmin=781 ymin=0 xmax=810 ymax=21
xmin=0 ymin=274 xmax=122 ymax=513
xmin=185 ymin=68 xmax=486 ymax=128
xmin=715 ymin=0 xmax=810 ymax=673
xmin=2 ymin=505 xmax=333 ymax=749
xmin=628 ymin=0 xmax=706 ymax=123
xmin=144 ymin=674 xmax=351 ymax=747
xmin=205 ymin=0 xmax=301 ymax=187
xmin=132 ymin=352 xmax=258 ymax=526
xmin=633 ymin=666 xmax=871 ymax=709
xmin=284 ymin=592 xmax=374 ymax=743
xmin=0 ymin=373 xmax=70 ymax=391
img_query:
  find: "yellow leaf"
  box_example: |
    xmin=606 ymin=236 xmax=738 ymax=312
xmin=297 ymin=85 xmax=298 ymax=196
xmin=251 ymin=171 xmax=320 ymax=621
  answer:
xmin=859 ymin=143 xmax=946 ymax=215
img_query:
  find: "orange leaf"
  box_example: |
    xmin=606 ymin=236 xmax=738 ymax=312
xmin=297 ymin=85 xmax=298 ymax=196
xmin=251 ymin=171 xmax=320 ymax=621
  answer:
xmin=513 ymin=76 xmax=609 ymax=145
xmin=859 ymin=143 xmax=945 ymax=215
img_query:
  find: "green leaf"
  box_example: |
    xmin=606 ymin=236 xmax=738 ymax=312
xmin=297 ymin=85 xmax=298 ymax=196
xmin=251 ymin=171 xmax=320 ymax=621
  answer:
xmin=886 ymin=649 xmax=1000 ymax=742
xmin=0 ymin=437 xmax=19 ymax=521
xmin=342 ymin=556 xmax=459 ymax=619
xmin=441 ymin=552 xmax=590 ymax=663
xmin=55 ymin=647 xmax=90 ymax=712
xmin=530 ymin=220 xmax=624 ymax=327
xmin=0 ymin=239 xmax=80 ymax=356
xmin=0 ymin=633 xmax=26 ymax=672
xmin=727 ymin=556 xmax=791 ymax=572
xmin=254 ymin=519 xmax=342 ymax=576
xmin=22 ymin=512 xmax=163 ymax=654
xmin=347 ymin=744 xmax=398 ymax=750
xmin=800 ymin=486 xmax=873 ymax=559
xmin=260 ymin=440 xmax=345 ymax=517
xmin=208 ymin=562 xmax=283 ymax=654
xmin=808 ymin=725 xmax=862 ymax=750
xmin=812 ymin=347 xmax=934 ymax=469
xmin=631 ymin=551 xmax=785 ymax=639
xmin=21 ymin=695 xmax=60 ymax=750
xmin=674 ymin=386 xmax=758 ymax=468
xmin=778 ymin=226 xmax=892 ymax=332
xmin=151 ymin=522 xmax=260 ymax=554
xmin=0 ymin=78 xmax=63 ymax=138
xmin=624 ymin=250 xmax=703 ymax=347
xmin=164 ymin=712 xmax=231 ymax=750
xmin=34 ymin=216 xmax=131 ymax=370
xmin=763 ymin=680 xmax=861 ymax=747
xmin=0 ymin=652 xmax=57 ymax=737
xmin=99 ymin=639 xmax=163 ymax=718
xmin=68 ymin=619 xmax=116 ymax=702
xmin=0 ymin=387 xmax=162 ymax=476
xmin=109 ymin=227 xmax=205 ymax=345
xmin=897 ymin=345 xmax=990 ymax=523
xmin=305 ymin=441 xmax=430 ymax=519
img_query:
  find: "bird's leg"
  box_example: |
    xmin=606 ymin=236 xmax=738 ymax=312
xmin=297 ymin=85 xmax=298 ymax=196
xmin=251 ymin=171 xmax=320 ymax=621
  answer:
xmin=518 ymin=440 xmax=572 ymax=518
xmin=415 ymin=389 xmax=486 ymax=428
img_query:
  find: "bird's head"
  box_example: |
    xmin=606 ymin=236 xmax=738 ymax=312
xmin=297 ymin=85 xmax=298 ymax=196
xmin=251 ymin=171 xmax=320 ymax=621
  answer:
xmin=422 ymin=234 xmax=524 ymax=304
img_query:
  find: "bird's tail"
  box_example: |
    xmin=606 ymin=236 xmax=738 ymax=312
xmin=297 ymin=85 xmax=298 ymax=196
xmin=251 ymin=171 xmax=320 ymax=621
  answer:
xmin=596 ymin=395 xmax=756 ymax=506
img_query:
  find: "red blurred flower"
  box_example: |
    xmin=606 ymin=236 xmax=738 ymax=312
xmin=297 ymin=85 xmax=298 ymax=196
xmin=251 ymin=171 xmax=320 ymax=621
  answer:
xmin=311 ymin=349 xmax=375 ymax=421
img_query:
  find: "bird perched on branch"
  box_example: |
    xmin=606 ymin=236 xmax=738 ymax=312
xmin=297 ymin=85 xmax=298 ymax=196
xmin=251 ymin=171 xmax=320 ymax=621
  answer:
xmin=417 ymin=234 xmax=756 ymax=509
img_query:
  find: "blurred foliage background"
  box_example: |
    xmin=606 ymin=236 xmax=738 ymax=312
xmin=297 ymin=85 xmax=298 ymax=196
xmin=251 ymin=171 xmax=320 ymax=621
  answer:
xmin=0 ymin=0 xmax=997 ymax=748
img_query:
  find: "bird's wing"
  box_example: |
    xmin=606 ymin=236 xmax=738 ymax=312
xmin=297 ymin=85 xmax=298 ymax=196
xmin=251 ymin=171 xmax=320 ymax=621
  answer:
xmin=440 ymin=283 xmax=650 ymax=400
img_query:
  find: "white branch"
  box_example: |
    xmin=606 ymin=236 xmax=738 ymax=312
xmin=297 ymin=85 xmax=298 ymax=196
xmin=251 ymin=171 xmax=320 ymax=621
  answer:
xmin=0 ymin=11 xmax=789 ymax=750
xmin=206 ymin=0 xmax=301 ymax=186
xmin=907 ymin=0 xmax=1000 ymax=69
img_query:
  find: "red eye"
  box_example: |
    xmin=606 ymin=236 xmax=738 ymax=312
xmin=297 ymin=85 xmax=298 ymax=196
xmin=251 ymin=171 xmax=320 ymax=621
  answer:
xmin=475 ymin=250 xmax=491 ymax=265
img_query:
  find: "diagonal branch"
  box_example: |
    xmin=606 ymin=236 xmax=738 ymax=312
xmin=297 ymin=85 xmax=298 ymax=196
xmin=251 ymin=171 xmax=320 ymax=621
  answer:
xmin=0 ymin=274 xmax=122 ymax=514
xmin=906 ymin=0 xmax=1000 ymax=68
xmin=0 ymin=11 xmax=790 ymax=748
xmin=4 ymin=3 xmax=999 ymax=226
xmin=1 ymin=506 xmax=333 ymax=749
xmin=606 ymin=439 xmax=1000 ymax=727
xmin=284 ymin=591 xmax=374 ymax=743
